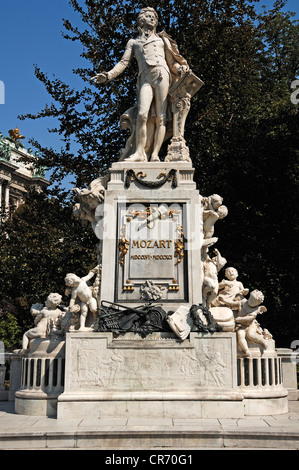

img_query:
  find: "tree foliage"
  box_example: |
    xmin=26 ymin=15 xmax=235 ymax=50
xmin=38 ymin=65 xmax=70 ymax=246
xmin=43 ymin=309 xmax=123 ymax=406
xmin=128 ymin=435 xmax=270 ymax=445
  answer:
xmin=9 ymin=0 xmax=299 ymax=347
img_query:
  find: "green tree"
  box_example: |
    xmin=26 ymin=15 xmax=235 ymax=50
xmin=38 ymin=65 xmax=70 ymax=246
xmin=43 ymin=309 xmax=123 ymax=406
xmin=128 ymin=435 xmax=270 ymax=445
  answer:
xmin=14 ymin=0 xmax=299 ymax=346
xmin=0 ymin=312 xmax=21 ymax=352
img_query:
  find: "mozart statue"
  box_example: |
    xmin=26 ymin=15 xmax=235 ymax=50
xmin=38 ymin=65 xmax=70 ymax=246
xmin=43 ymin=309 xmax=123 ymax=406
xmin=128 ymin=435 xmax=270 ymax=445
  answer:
xmin=91 ymin=7 xmax=203 ymax=163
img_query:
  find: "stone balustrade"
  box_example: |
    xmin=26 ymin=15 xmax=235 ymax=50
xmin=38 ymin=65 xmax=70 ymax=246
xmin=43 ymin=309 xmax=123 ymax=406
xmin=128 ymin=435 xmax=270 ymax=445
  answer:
xmin=8 ymin=336 xmax=297 ymax=418
xmin=237 ymin=356 xmax=282 ymax=390
xmin=20 ymin=356 xmax=65 ymax=392
xmin=15 ymin=338 xmax=65 ymax=416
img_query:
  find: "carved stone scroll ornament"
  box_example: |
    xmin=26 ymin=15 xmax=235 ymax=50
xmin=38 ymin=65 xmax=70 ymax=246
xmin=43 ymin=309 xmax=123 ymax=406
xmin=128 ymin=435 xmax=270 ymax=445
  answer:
xmin=125 ymin=168 xmax=177 ymax=189
xmin=165 ymin=71 xmax=204 ymax=162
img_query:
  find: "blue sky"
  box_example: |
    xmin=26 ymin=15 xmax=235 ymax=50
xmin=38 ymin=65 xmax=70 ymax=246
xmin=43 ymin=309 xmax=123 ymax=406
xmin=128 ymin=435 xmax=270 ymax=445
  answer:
xmin=0 ymin=0 xmax=298 ymax=166
xmin=0 ymin=1 xmax=85 ymax=152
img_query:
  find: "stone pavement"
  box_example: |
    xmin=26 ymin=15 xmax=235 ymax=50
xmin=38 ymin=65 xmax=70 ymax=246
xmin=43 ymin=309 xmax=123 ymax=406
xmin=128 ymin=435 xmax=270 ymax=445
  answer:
xmin=0 ymin=400 xmax=298 ymax=450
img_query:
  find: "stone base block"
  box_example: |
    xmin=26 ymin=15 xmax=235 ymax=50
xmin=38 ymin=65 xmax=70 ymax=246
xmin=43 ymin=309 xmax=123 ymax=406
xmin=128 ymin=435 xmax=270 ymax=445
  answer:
xmin=15 ymin=395 xmax=58 ymax=417
xmin=57 ymin=397 xmax=245 ymax=419
xmin=58 ymin=331 xmax=244 ymax=419
xmin=244 ymin=396 xmax=289 ymax=416
xmin=287 ymin=389 xmax=299 ymax=401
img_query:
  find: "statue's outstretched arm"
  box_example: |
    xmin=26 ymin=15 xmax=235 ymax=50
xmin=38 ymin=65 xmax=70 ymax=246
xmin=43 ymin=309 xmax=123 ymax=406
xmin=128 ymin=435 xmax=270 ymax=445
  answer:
xmin=91 ymin=39 xmax=134 ymax=84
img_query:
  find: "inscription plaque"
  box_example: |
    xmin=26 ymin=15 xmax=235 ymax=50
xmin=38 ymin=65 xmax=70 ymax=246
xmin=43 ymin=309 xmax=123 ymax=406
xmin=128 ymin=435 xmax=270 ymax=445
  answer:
xmin=115 ymin=202 xmax=188 ymax=302
xmin=129 ymin=219 xmax=175 ymax=279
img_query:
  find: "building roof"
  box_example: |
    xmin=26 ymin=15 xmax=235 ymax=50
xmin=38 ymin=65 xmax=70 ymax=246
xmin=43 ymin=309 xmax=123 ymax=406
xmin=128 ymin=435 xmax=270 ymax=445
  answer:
xmin=0 ymin=129 xmax=49 ymax=187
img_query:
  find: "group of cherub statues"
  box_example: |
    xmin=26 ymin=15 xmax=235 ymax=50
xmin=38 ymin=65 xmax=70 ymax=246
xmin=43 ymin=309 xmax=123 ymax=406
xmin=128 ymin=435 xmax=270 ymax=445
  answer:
xmin=201 ymin=193 xmax=272 ymax=357
xmin=20 ymin=190 xmax=272 ymax=358
xmin=20 ymin=266 xmax=102 ymax=354
xmin=208 ymin=264 xmax=271 ymax=357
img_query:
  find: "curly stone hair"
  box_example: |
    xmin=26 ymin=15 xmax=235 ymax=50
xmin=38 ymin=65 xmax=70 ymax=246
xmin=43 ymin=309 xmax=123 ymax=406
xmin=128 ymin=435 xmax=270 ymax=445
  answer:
xmin=137 ymin=7 xmax=159 ymax=28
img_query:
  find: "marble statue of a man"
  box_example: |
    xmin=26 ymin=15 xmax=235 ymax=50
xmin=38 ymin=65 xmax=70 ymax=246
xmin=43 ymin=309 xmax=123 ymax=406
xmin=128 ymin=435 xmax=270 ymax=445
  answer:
xmin=91 ymin=7 xmax=189 ymax=162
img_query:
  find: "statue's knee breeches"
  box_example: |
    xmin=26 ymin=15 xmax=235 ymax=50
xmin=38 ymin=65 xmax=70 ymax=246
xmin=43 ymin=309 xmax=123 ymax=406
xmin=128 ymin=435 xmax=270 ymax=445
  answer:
xmin=155 ymin=114 xmax=167 ymax=127
xmin=136 ymin=112 xmax=149 ymax=124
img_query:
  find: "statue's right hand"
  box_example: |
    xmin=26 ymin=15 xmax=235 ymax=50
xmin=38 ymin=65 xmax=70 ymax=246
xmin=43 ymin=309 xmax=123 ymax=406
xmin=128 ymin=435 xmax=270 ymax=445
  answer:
xmin=90 ymin=72 xmax=108 ymax=84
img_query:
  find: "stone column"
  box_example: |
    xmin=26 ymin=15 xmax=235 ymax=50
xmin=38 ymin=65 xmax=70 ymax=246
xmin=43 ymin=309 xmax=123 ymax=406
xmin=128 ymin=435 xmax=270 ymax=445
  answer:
xmin=8 ymin=351 xmax=22 ymax=401
xmin=0 ymin=364 xmax=8 ymax=400
xmin=277 ymin=348 xmax=299 ymax=400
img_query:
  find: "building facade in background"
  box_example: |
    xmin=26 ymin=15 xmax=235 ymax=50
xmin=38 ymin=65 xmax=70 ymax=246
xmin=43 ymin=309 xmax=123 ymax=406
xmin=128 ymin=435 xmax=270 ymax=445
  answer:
xmin=0 ymin=129 xmax=48 ymax=218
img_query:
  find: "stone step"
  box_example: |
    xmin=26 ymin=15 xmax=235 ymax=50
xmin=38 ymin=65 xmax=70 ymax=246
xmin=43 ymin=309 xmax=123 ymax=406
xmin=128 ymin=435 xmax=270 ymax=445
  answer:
xmin=0 ymin=401 xmax=298 ymax=450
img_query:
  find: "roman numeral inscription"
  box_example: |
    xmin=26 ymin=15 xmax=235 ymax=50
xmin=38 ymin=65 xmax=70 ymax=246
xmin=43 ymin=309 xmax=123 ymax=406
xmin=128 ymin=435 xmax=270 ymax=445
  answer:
xmin=115 ymin=202 xmax=188 ymax=302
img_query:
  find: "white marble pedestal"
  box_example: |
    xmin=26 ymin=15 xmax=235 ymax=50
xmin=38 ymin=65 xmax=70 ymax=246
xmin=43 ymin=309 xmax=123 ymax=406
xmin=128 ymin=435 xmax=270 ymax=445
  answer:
xmin=97 ymin=162 xmax=203 ymax=311
xmin=57 ymin=331 xmax=245 ymax=419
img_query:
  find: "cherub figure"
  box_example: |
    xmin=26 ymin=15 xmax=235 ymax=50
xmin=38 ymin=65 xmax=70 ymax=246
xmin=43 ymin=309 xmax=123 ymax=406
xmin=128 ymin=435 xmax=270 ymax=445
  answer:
xmin=64 ymin=266 xmax=100 ymax=330
xmin=212 ymin=267 xmax=249 ymax=307
xmin=202 ymin=248 xmax=227 ymax=308
xmin=201 ymin=194 xmax=228 ymax=242
xmin=20 ymin=293 xmax=63 ymax=354
xmin=202 ymin=194 xmax=223 ymax=213
xmin=8 ymin=127 xmax=25 ymax=143
xmin=221 ymin=289 xmax=268 ymax=356
xmin=203 ymin=204 xmax=228 ymax=239
xmin=73 ymin=176 xmax=107 ymax=228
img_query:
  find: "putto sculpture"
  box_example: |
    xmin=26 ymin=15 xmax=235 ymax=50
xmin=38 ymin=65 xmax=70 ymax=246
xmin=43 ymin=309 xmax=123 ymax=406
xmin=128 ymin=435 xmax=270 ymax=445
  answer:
xmin=72 ymin=176 xmax=107 ymax=229
xmin=212 ymin=267 xmax=249 ymax=307
xmin=20 ymin=293 xmax=63 ymax=353
xmin=221 ymin=289 xmax=268 ymax=356
xmin=202 ymin=194 xmax=228 ymax=241
xmin=91 ymin=7 xmax=203 ymax=162
xmin=202 ymin=248 xmax=227 ymax=309
xmin=64 ymin=266 xmax=101 ymax=331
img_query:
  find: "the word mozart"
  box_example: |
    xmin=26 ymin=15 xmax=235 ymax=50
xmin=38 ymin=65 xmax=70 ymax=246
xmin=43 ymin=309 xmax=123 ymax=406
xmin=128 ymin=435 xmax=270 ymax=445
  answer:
xmin=132 ymin=240 xmax=173 ymax=249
